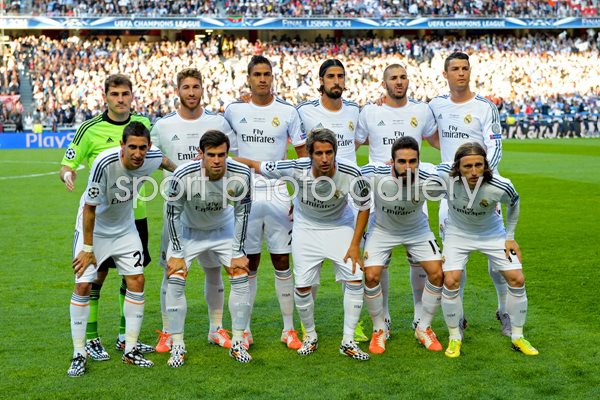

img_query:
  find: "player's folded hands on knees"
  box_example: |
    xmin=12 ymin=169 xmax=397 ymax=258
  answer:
xmin=505 ymin=240 xmax=522 ymax=263
xmin=227 ymin=256 xmax=250 ymax=276
xmin=72 ymin=251 xmax=96 ymax=278
xmin=344 ymin=245 xmax=364 ymax=274
xmin=167 ymin=257 xmax=187 ymax=278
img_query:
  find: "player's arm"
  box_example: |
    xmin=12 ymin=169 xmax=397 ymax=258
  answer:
xmin=482 ymin=102 xmax=503 ymax=170
xmin=60 ymin=122 xmax=93 ymax=191
xmin=503 ymin=182 xmax=521 ymax=262
xmin=166 ymin=174 xmax=188 ymax=277
xmin=425 ymin=130 xmax=440 ymax=149
xmin=355 ymin=107 xmax=369 ymax=150
xmin=289 ymin=108 xmax=308 ymax=158
xmin=294 ymin=145 xmax=308 ymax=158
xmin=60 ymin=165 xmax=77 ymax=192
xmin=232 ymin=157 xmax=262 ymax=173
xmin=72 ymin=203 xmax=97 ymax=277
xmin=160 ymin=155 xmax=177 ymax=173
xmin=228 ymin=174 xmax=252 ymax=276
xmin=344 ymin=209 xmax=370 ymax=274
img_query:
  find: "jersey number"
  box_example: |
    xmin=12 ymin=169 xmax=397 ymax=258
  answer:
xmin=133 ymin=251 xmax=143 ymax=268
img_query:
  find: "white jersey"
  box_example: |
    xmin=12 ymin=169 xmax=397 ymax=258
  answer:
xmin=356 ymin=101 xmax=437 ymax=164
xmin=224 ymin=97 xmax=306 ymax=189
xmin=259 ymin=158 xmax=370 ymax=229
xmin=361 ymin=163 xmax=442 ymax=240
xmin=166 ymin=158 xmax=252 ymax=259
xmin=429 ymin=94 xmax=502 ymax=170
xmin=79 ymin=146 xmax=163 ymax=237
xmin=435 ymin=163 xmax=519 ymax=238
xmin=150 ymin=109 xmax=236 ymax=176
xmin=296 ymin=98 xmax=360 ymax=164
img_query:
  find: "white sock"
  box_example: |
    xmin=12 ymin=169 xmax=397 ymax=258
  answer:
xmin=203 ymin=266 xmax=224 ymax=331
xmin=294 ymin=289 xmax=316 ymax=339
xmin=124 ymin=290 xmax=145 ymax=354
xmin=506 ymin=285 xmax=528 ymax=340
xmin=229 ymin=274 xmax=250 ymax=343
xmin=166 ymin=275 xmax=187 ymax=346
xmin=160 ymin=269 xmax=169 ymax=333
xmin=343 ymin=282 xmax=364 ymax=344
xmin=275 ymin=268 xmax=294 ymax=331
xmin=380 ymin=268 xmax=390 ymax=321
xmin=417 ymin=280 xmax=442 ymax=330
xmin=442 ymin=286 xmax=462 ymax=340
xmin=409 ymin=263 xmax=427 ymax=325
xmin=364 ymin=283 xmax=385 ymax=332
xmin=70 ymin=293 xmax=90 ymax=357
xmin=489 ymin=262 xmax=508 ymax=314
xmin=245 ymin=270 xmax=258 ymax=331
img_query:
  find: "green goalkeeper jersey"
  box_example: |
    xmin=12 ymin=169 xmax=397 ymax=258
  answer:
xmin=61 ymin=111 xmax=152 ymax=219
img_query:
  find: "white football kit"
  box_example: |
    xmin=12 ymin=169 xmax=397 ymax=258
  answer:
xmin=259 ymin=158 xmax=370 ymax=286
xmin=296 ymin=98 xmax=360 ymax=164
xmin=225 ymin=97 xmax=306 ymax=254
xmin=73 ymin=146 xmax=163 ymax=283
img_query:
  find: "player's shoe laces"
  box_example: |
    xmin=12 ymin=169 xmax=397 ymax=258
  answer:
xmin=67 ymin=354 xmax=87 ymax=377
xmin=242 ymin=330 xmax=254 ymax=349
xmin=353 ymin=321 xmax=369 ymax=343
xmin=85 ymin=338 xmax=110 ymax=361
xmin=167 ymin=345 xmax=186 ymax=368
xmin=297 ymin=337 xmax=318 ymax=356
xmin=281 ymin=329 xmax=302 ymax=350
xmin=208 ymin=328 xmax=232 ymax=349
xmin=115 ymin=337 xmax=155 ymax=353
xmin=445 ymin=339 xmax=462 ymax=358
xmin=512 ymin=337 xmax=539 ymax=356
xmin=122 ymin=348 xmax=154 ymax=368
xmin=155 ymin=330 xmax=172 ymax=353
xmin=496 ymin=311 xmax=512 ymax=337
xmin=229 ymin=341 xmax=252 ymax=363
xmin=415 ymin=327 xmax=443 ymax=351
xmin=340 ymin=341 xmax=370 ymax=361
xmin=385 ymin=318 xmax=392 ymax=340
xmin=369 ymin=329 xmax=386 ymax=354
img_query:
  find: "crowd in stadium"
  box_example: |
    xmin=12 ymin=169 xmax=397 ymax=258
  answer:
xmin=6 ymin=32 xmax=596 ymax=132
xmin=20 ymin=0 xmax=600 ymax=17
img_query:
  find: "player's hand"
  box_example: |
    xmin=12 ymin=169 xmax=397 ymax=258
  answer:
xmin=505 ymin=240 xmax=522 ymax=263
xmin=374 ymin=94 xmax=386 ymax=106
xmin=64 ymin=170 xmax=77 ymax=192
xmin=167 ymin=257 xmax=188 ymax=278
xmin=239 ymin=92 xmax=252 ymax=103
xmin=227 ymin=256 xmax=250 ymax=276
xmin=72 ymin=250 xmax=96 ymax=278
xmin=344 ymin=244 xmax=364 ymax=274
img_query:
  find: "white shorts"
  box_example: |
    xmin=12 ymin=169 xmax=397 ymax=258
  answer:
xmin=291 ymin=223 xmax=363 ymax=287
xmin=442 ymin=234 xmax=522 ymax=272
xmin=364 ymin=226 xmax=442 ymax=268
xmin=166 ymin=223 xmax=233 ymax=270
xmin=73 ymin=229 xmax=144 ymax=283
xmin=244 ymin=187 xmax=292 ymax=254
xmin=159 ymin=203 xmax=219 ymax=268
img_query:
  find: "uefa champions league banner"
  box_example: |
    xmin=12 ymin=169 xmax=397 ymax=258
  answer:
xmin=1 ymin=16 xmax=600 ymax=30
xmin=0 ymin=131 xmax=75 ymax=149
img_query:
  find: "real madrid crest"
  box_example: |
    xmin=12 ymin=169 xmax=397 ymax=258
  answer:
xmin=410 ymin=117 xmax=418 ymax=128
xmin=479 ymin=199 xmax=489 ymax=207
xmin=272 ymin=116 xmax=280 ymax=127
xmin=464 ymin=114 xmax=473 ymax=124
xmin=227 ymin=189 xmax=235 ymax=197
xmin=348 ymin=121 xmax=355 ymax=131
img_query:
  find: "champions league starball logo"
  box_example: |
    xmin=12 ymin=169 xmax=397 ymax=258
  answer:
xmin=88 ymin=186 xmax=100 ymax=198
xmin=65 ymin=148 xmax=76 ymax=160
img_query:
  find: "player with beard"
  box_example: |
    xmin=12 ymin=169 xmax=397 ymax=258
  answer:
xmin=151 ymin=68 xmax=236 ymax=353
xmin=355 ymin=64 xmax=438 ymax=339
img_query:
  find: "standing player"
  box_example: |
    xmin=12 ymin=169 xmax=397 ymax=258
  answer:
xmin=67 ymin=122 xmax=175 ymax=377
xmin=235 ymin=128 xmax=372 ymax=361
xmin=60 ymin=74 xmax=155 ymax=361
xmin=429 ymin=52 xmax=509 ymax=335
xmin=224 ymin=55 xmax=306 ymax=350
xmin=355 ymin=64 xmax=438 ymax=336
xmin=165 ymin=131 xmax=253 ymax=365
xmin=361 ymin=137 xmax=444 ymax=354
xmin=436 ymin=142 xmax=538 ymax=357
xmin=151 ymin=68 xmax=236 ymax=352
xmin=296 ymin=59 xmax=367 ymax=341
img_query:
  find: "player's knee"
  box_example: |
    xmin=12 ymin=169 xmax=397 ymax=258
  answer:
xmin=295 ymin=286 xmax=312 ymax=294
xmin=506 ymin=273 xmax=525 ymax=288
xmin=271 ymin=253 xmax=289 ymax=270
xmin=74 ymin=282 xmax=92 ymax=296
xmin=364 ymin=269 xmax=381 ymax=288
xmin=125 ymin=274 xmax=145 ymax=292
xmin=428 ymin=268 xmax=444 ymax=287
xmin=443 ymin=273 xmax=461 ymax=290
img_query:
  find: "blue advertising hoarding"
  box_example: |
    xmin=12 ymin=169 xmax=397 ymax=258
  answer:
xmin=0 ymin=131 xmax=75 ymax=149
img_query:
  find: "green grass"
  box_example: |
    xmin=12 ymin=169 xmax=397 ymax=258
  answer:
xmin=1 ymin=139 xmax=600 ymax=399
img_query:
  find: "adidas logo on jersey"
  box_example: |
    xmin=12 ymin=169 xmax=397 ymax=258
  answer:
xmin=193 ymin=192 xmax=202 ymax=198
xmin=437 ymin=114 xmax=443 ymax=120
xmin=315 ymin=123 xmax=324 ymax=129
xmin=106 ymin=138 xmax=114 ymax=143
xmin=172 ymin=135 xmax=180 ymax=141
xmin=377 ymin=120 xmax=386 ymax=126
xmin=240 ymin=118 xmax=248 ymax=124
xmin=111 ymin=182 xmax=119 ymax=188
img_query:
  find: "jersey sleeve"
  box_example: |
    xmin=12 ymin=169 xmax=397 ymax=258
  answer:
xmin=231 ymin=173 xmax=252 ymax=259
xmin=355 ymin=106 xmax=369 ymax=145
xmin=83 ymin=155 xmax=107 ymax=206
xmin=422 ymin=105 xmax=437 ymax=138
xmin=482 ymin=101 xmax=503 ymax=170
xmin=496 ymin=177 xmax=520 ymax=207
xmin=288 ymin=108 xmax=307 ymax=147
xmin=222 ymin=116 xmax=238 ymax=156
xmin=350 ymin=169 xmax=371 ymax=209
xmin=259 ymin=159 xmax=299 ymax=180
xmin=61 ymin=125 xmax=91 ymax=169
xmin=150 ymin=122 xmax=161 ymax=151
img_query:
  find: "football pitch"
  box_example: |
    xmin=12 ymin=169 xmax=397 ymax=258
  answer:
xmin=1 ymin=139 xmax=599 ymax=399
